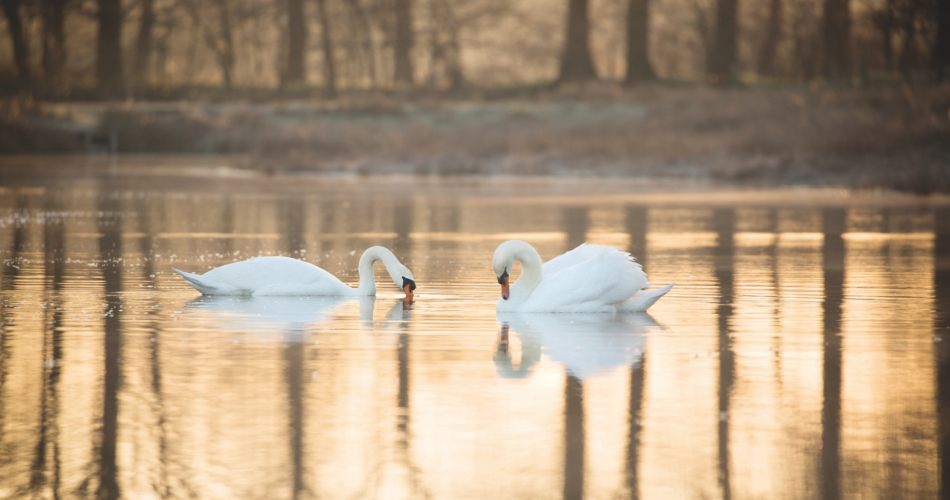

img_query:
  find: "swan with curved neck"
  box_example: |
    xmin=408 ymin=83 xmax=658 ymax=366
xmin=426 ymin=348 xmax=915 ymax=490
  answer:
xmin=173 ymin=246 xmax=416 ymax=299
xmin=492 ymin=240 xmax=672 ymax=313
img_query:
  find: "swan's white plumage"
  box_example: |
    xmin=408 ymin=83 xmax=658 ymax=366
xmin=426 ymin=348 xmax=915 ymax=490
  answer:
xmin=173 ymin=247 xmax=413 ymax=297
xmin=617 ymin=284 xmax=675 ymax=313
xmin=494 ymin=241 xmax=672 ymax=313
xmin=175 ymin=256 xmax=351 ymax=296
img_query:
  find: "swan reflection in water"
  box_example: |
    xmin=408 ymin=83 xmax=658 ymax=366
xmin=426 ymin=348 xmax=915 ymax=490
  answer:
xmin=494 ymin=313 xmax=662 ymax=380
xmin=182 ymin=294 xmax=413 ymax=338
xmin=182 ymin=294 xmax=376 ymax=338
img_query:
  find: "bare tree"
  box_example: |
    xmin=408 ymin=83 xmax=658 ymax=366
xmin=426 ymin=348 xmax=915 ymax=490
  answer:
xmin=936 ymin=0 xmax=950 ymax=80
xmin=205 ymin=0 xmax=235 ymax=88
xmin=2 ymin=0 xmax=31 ymax=79
xmin=438 ymin=0 xmax=511 ymax=89
xmin=624 ymin=0 xmax=656 ymax=84
xmin=756 ymin=0 xmax=782 ymax=76
xmin=394 ymin=0 xmax=415 ymax=87
xmin=149 ymin=0 xmax=184 ymax=85
xmin=316 ymin=0 xmax=338 ymax=97
xmin=344 ymin=0 xmax=378 ymax=87
xmin=134 ymin=0 xmax=156 ymax=85
xmin=425 ymin=0 xmax=465 ymax=89
xmin=872 ymin=0 xmax=896 ymax=71
xmin=284 ymin=0 xmax=307 ymax=85
xmin=791 ymin=0 xmax=819 ymax=80
xmin=896 ymin=0 xmax=921 ymax=78
xmin=41 ymin=0 xmax=69 ymax=81
xmin=97 ymin=0 xmax=123 ymax=95
xmin=821 ymin=0 xmax=851 ymax=79
xmin=709 ymin=0 xmax=739 ymax=85
xmin=558 ymin=0 xmax=598 ymax=83
xmin=693 ymin=1 xmax=714 ymax=72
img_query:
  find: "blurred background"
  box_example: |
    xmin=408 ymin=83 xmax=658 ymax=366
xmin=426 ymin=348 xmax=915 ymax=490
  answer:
xmin=2 ymin=2 xmax=950 ymax=498
xmin=0 ymin=0 xmax=948 ymax=186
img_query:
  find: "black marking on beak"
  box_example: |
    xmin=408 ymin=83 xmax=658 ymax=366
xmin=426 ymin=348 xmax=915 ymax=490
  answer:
xmin=402 ymin=277 xmax=416 ymax=292
xmin=496 ymin=269 xmax=509 ymax=285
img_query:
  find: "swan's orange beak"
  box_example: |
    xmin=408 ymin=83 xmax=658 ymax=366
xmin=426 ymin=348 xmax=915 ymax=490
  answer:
xmin=500 ymin=276 xmax=509 ymax=300
xmin=403 ymin=283 xmax=414 ymax=302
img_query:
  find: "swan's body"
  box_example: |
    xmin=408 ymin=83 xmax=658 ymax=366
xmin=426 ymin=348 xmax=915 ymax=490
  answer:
xmin=492 ymin=240 xmax=672 ymax=313
xmin=173 ymin=247 xmax=415 ymax=298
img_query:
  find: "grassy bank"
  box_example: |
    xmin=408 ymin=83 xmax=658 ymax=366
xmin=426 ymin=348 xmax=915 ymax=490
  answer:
xmin=1 ymin=83 xmax=948 ymax=193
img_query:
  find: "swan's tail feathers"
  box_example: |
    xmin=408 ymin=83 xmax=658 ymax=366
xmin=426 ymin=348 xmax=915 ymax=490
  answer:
xmin=172 ymin=268 xmax=242 ymax=295
xmin=619 ymin=283 xmax=674 ymax=313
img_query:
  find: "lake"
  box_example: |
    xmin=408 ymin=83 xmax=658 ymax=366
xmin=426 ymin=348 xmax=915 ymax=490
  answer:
xmin=1 ymin=160 xmax=948 ymax=499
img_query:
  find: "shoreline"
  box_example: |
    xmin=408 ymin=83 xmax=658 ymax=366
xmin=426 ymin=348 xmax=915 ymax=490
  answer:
xmin=1 ymin=154 xmax=948 ymax=206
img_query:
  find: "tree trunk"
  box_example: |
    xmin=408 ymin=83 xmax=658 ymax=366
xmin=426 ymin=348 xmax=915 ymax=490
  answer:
xmin=936 ymin=0 xmax=950 ymax=80
xmin=558 ymin=0 xmax=597 ymax=83
xmin=898 ymin=11 xmax=916 ymax=78
xmin=709 ymin=0 xmax=739 ymax=85
xmin=693 ymin=2 xmax=714 ymax=73
xmin=881 ymin=0 xmax=894 ymax=72
xmin=344 ymin=0 xmax=377 ymax=88
xmin=821 ymin=0 xmax=851 ymax=80
xmin=133 ymin=0 xmax=155 ymax=85
xmin=426 ymin=0 xmax=464 ymax=90
xmin=2 ymin=0 xmax=30 ymax=79
xmin=210 ymin=0 xmax=235 ymax=88
xmin=284 ymin=0 xmax=307 ymax=85
xmin=623 ymin=0 xmax=656 ymax=84
xmin=155 ymin=33 xmax=169 ymax=85
xmin=41 ymin=0 xmax=67 ymax=81
xmin=315 ymin=0 xmax=337 ymax=98
xmin=756 ymin=0 xmax=782 ymax=76
xmin=97 ymin=0 xmax=123 ymax=96
xmin=394 ymin=0 xmax=414 ymax=88
xmin=445 ymin=9 xmax=464 ymax=90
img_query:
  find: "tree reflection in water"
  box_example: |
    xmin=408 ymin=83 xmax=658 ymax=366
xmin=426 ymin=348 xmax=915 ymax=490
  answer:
xmin=0 ymin=181 xmax=944 ymax=499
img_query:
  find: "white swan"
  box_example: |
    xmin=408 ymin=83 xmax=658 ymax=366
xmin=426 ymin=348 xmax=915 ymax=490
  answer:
xmin=172 ymin=246 xmax=416 ymax=298
xmin=491 ymin=240 xmax=672 ymax=313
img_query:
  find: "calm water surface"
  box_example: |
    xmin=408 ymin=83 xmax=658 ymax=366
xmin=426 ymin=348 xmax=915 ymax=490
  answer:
xmin=1 ymin=165 xmax=949 ymax=499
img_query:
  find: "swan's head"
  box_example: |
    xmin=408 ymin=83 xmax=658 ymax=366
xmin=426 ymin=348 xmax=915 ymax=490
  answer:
xmin=388 ymin=263 xmax=416 ymax=301
xmin=492 ymin=241 xmax=518 ymax=300
xmin=364 ymin=246 xmax=416 ymax=301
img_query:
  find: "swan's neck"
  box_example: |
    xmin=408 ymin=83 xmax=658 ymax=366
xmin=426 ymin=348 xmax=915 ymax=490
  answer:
xmin=356 ymin=247 xmax=400 ymax=296
xmin=511 ymin=244 xmax=543 ymax=298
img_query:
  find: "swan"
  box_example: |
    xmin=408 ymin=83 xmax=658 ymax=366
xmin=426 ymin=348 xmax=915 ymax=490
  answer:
xmin=491 ymin=240 xmax=673 ymax=313
xmin=172 ymin=246 xmax=416 ymax=299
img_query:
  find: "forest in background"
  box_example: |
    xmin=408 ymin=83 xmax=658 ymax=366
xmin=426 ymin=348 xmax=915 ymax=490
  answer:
xmin=0 ymin=0 xmax=948 ymax=194
xmin=0 ymin=0 xmax=948 ymax=97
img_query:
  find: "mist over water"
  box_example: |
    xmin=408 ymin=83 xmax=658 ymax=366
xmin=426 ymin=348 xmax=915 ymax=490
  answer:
xmin=0 ymin=169 xmax=947 ymax=499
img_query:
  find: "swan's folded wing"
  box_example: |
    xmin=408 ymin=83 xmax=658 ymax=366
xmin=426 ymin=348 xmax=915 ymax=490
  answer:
xmin=203 ymin=256 xmax=347 ymax=292
xmin=542 ymin=244 xmax=616 ymax=277
xmin=528 ymin=246 xmax=651 ymax=311
xmin=173 ymin=268 xmax=245 ymax=295
xmin=616 ymin=284 xmax=674 ymax=312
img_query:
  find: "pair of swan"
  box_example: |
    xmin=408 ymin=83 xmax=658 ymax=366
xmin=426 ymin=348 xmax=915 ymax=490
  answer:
xmin=173 ymin=241 xmax=673 ymax=313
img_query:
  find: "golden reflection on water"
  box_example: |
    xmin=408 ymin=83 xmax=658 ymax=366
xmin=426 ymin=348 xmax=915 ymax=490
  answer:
xmin=0 ymin=179 xmax=947 ymax=499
